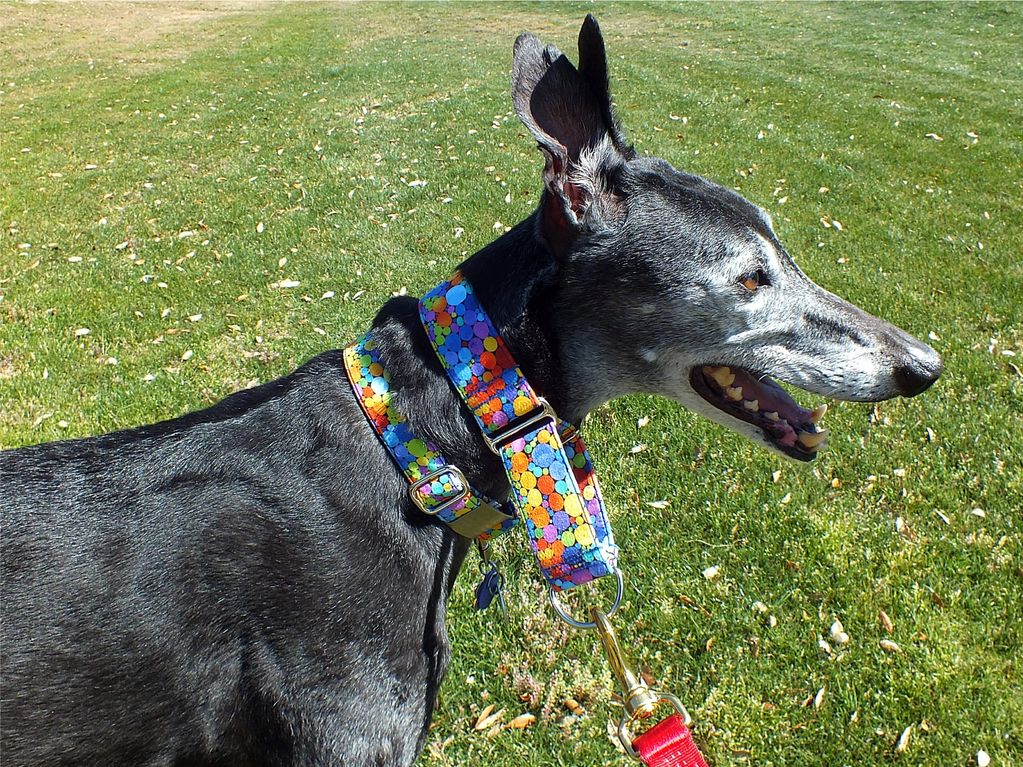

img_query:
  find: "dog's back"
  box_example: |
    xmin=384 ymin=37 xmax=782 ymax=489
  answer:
xmin=1 ymin=349 xmax=461 ymax=766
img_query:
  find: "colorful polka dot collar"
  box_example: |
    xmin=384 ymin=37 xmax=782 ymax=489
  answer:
xmin=343 ymin=334 xmax=518 ymax=541
xmin=420 ymin=273 xmax=619 ymax=592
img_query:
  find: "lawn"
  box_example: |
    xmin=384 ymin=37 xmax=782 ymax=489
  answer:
xmin=1 ymin=2 xmax=1020 ymax=765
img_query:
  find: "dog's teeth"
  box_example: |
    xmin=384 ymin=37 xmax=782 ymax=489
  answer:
xmin=765 ymin=411 xmax=780 ymax=421
xmin=706 ymin=366 xmax=736 ymax=388
xmin=726 ymin=386 xmax=743 ymax=401
xmin=744 ymin=399 xmax=759 ymax=412
xmin=810 ymin=403 xmax=828 ymax=423
xmin=798 ymin=429 xmax=829 ymax=449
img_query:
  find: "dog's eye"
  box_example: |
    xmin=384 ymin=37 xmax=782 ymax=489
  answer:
xmin=740 ymin=269 xmax=770 ymax=292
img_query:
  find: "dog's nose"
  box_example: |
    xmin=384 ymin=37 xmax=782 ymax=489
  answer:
xmin=894 ymin=343 xmax=943 ymax=397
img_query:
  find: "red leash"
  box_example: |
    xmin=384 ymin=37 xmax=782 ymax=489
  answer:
xmin=632 ymin=714 xmax=709 ymax=767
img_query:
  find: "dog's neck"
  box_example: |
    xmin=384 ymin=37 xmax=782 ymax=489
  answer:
xmin=456 ymin=216 xmax=576 ymax=419
xmin=363 ymin=212 xmax=595 ymax=507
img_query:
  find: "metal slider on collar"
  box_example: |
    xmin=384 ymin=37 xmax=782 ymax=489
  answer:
xmin=409 ymin=466 xmax=516 ymax=540
xmin=482 ymin=397 xmax=556 ymax=454
xmin=409 ymin=465 xmax=470 ymax=516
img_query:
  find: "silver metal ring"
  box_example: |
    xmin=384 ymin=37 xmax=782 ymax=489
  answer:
xmin=548 ymin=569 xmax=624 ymax=629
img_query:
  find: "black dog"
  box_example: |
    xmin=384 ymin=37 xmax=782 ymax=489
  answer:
xmin=1 ymin=16 xmax=940 ymax=767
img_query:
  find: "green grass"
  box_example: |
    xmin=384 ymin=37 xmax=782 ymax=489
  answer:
xmin=2 ymin=3 xmax=1020 ymax=765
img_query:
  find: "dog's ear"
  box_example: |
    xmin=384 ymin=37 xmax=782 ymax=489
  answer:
xmin=512 ymin=15 xmax=632 ymax=256
xmin=576 ymin=15 xmax=631 ymax=156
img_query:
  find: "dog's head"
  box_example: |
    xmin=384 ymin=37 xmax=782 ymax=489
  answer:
xmin=512 ymin=16 xmax=942 ymax=461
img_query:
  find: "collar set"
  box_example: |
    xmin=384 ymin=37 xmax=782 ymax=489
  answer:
xmin=344 ymin=272 xmax=618 ymax=593
xmin=342 ymin=271 xmax=706 ymax=766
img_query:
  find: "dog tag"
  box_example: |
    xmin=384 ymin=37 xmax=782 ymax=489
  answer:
xmin=474 ymin=565 xmax=505 ymax=613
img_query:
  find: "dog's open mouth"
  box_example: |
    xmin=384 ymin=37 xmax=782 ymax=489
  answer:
xmin=690 ymin=365 xmax=828 ymax=462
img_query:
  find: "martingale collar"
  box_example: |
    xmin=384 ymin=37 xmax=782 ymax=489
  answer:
xmin=419 ymin=272 xmax=619 ymax=592
xmin=343 ymin=271 xmax=619 ymax=593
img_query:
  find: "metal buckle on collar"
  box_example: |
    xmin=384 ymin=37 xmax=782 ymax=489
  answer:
xmin=482 ymin=397 xmax=556 ymax=454
xmin=409 ymin=465 xmax=470 ymax=516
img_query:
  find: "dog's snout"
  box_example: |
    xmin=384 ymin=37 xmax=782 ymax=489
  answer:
xmin=894 ymin=342 xmax=943 ymax=397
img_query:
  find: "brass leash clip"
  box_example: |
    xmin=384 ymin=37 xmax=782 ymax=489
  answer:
xmin=591 ymin=607 xmax=692 ymax=759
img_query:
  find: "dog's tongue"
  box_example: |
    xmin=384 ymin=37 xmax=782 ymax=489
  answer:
xmin=725 ymin=368 xmax=812 ymax=424
xmin=767 ymin=418 xmax=798 ymax=447
xmin=702 ymin=364 xmax=829 ymax=455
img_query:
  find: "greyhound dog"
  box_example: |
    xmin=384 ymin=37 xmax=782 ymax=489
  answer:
xmin=1 ymin=15 xmax=941 ymax=767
